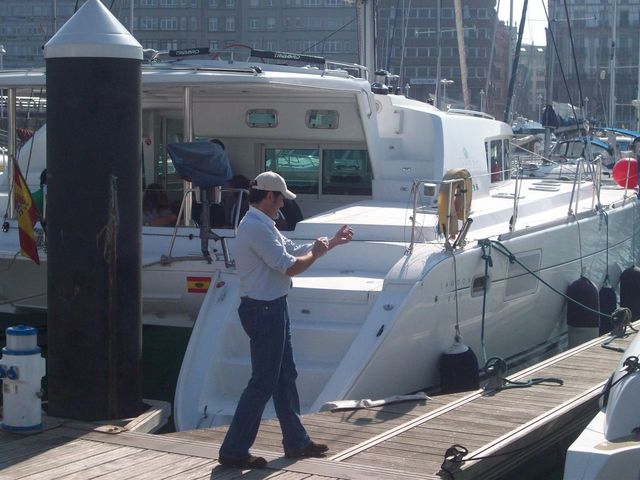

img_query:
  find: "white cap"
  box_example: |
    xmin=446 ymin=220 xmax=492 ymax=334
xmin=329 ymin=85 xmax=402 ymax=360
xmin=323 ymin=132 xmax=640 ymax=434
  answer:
xmin=45 ymin=0 xmax=142 ymax=60
xmin=252 ymin=171 xmax=296 ymax=200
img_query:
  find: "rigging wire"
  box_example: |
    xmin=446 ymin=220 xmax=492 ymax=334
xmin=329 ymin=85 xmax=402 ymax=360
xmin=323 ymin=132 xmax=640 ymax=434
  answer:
xmin=562 ymin=0 xmax=585 ymax=110
xmin=541 ymin=1 xmax=581 ymax=132
xmin=300 ymin=18 xmax=357 ymax=55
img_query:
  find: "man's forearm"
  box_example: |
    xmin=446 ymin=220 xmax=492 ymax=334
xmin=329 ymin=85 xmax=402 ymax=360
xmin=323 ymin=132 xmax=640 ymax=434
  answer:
xmin=286 ymin=251 xmax=318 ymax=276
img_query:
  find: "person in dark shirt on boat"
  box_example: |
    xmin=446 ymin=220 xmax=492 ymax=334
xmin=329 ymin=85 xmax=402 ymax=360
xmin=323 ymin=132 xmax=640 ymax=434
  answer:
xmin=142 ymin=183 xmax=177 ymax=227
xmin=222 ymin=174 xmax=251 ymax=227
xmin=31 ymin=169 xmax=47 ymax=219
xmin=218 ymin=171 xmax=354 ymax=470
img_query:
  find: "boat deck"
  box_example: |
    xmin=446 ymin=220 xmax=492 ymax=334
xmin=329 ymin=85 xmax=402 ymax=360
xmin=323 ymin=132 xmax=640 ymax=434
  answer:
xmin=0 ymin=327 xmax=636 ymax=479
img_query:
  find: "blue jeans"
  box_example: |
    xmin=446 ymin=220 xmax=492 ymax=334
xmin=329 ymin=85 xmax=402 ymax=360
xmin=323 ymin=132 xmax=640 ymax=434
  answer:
xmin=219 ymin=296 xmax=310 ymax=459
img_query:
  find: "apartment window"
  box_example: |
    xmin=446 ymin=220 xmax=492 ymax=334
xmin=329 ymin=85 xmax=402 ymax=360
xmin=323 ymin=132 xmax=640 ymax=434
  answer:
xmin=208 ymin=17 xmax=219 ymax=31
xmin=160 ymin=0 xmax=177 ymax=6
xmin=327 ymin=0 xmax=344 ymax=5
xmin=226 ymin=16 xmax=236 ymax=31
xmin=160 ymin=17 xmax=178 ymax=30
xmin=140 ymin=17 xmax=156 ymax=30
xmin=190 ymin=17 xmax=198 ymax=30
xmin=208 ymin=0 xmax=218 ymax=6
xmin=304 ymin=0 xmax=321 ymax=6
xmin=266 ymin=18 xmax=276 ymax=30
xmin=226 ymin=0 xmax=236 ymax=6
xmin=249 ymin=18 xmax=260 ymax=30
xmin=210 ymin=40 xmax=220 ymax=50
xmin=141 ymin=0 xmax=157 ymax=6
xmin=325 ymin=40 xmax=338 ymax=53
xmin=265 ymin=40 xmax=278 ymax=50
xmin=180 ymin=17 xmax=187 ymax=30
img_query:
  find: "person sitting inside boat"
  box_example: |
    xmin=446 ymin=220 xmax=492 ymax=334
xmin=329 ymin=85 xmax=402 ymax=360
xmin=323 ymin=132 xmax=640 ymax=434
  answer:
xmin=218 ymin=171 xmax=354 ymax=469
xmin=31 ymin=169 xmax=47 ymax=220
xmin=142 ymin=183 xmax=177 ymax=227
xmin=222 ymin=174 xmax=251 ymax=227
xmin=273 ymin=198 xmax=304 ymax=231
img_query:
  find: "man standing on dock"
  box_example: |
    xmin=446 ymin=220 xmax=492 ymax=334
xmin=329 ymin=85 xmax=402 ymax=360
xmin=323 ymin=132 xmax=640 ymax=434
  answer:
xmin=218 ymin=171 xmax=354 ymax=469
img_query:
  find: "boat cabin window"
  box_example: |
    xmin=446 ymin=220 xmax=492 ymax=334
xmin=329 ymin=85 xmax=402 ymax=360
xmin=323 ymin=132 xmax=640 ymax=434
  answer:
xmin=306 ymin=110 xmax=339 ymax=129
xmin=504 ymin=250 xmax=540 ymax=300
xmin=486 ymin=139 xmax=511 ymax=183
xmin=265 ymin=147 xmax=372 ymax=196
xmin=246 ymin=109 xmax=277 ymax=128
xmin=322 ymin=149 xmax=372 ymax=195
xmin=266 ymin=148 xmax=320 ymax=193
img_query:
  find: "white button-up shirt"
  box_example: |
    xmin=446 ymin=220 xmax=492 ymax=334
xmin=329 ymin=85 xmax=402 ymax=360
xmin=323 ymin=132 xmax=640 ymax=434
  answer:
xmin=235 ymin=206 xmax=312 ymax=300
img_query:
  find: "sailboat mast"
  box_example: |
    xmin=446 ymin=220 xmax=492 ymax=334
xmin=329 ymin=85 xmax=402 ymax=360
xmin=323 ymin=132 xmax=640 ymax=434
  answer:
xmin=543 ymin=0 xmax=556 ymax=157
xmin=453 ymin=0 xmax=470 ymax=108
xmin=608 ymin=0 xmax=617 ymax=127
xmin=503 ymin=0 xmax=529 ymax=123
xmin=435 ymin=0 xmax=441 ymax=106
xmin=355 ymin=0 xmax=376 ymax=78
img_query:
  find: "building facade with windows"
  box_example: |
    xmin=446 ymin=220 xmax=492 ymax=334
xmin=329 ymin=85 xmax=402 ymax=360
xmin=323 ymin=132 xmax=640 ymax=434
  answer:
xmin=0 ymin=0 xmax=359 ymax=69
xmin=548 ymin=0 xmax=640 ymax=128
xmin=376 ymin=0 xmax=512 ymax=119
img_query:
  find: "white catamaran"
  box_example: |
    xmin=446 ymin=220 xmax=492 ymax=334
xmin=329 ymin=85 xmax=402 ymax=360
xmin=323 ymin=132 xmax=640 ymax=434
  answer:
xmin=0 ymin=0 xmax=638 ymax=432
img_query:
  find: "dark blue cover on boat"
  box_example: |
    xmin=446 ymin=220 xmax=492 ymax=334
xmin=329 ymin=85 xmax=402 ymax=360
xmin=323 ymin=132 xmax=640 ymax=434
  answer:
xmin=167 ymin=141 xmax=233 ymax=187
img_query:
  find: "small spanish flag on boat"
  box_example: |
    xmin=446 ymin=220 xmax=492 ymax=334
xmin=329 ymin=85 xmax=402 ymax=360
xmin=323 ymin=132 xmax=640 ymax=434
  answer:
xmin=13 ymin=159 xmax=40 ymax=265
xmin=187 ymin=276 xmax=211 ymax=293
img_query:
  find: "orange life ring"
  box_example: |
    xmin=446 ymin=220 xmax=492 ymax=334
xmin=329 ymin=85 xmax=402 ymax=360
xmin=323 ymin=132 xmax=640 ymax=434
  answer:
xmin=437 ymin=168 xmax=473 ymax=239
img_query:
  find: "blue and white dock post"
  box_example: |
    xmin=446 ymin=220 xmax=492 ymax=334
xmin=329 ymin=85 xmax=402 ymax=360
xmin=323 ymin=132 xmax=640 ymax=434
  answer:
xmin=0 ymin=326 xmax=46 ymax=432
xmin=44 ymin=0 xmax=143 ymax=420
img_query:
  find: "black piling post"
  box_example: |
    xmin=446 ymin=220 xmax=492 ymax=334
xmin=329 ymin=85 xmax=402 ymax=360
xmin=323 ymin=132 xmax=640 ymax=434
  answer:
xmin=44 ymin=0 xmax=143 ymax=420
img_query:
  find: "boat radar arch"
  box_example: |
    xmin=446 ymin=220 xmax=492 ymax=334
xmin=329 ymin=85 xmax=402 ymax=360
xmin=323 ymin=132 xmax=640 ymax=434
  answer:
xmin=44 ymin=0 xmax=142 ymax=60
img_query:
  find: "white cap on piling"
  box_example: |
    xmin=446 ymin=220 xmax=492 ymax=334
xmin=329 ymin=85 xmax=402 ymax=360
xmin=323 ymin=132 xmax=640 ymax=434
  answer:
xmin=44 ymin=0 xmax=142 ymax=60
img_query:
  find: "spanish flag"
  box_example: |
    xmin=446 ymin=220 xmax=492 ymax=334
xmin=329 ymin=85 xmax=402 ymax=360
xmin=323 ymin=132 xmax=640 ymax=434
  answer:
xmin=187 ymin=276 xmax=211 ymax=293
xmin=13 ymin=159 xmax=40 ymax=265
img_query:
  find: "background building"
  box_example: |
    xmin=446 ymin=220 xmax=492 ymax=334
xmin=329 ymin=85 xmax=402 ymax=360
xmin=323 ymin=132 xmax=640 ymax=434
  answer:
xmin=376 ymin=0 xmax=511 ymax=119
xmin=548 ymin=0 xmax=640 ymax=129
xmin=512 ymin=44 xmax=546 ymax=122
xmin=0 ymin=0 xmax=359 ymax=69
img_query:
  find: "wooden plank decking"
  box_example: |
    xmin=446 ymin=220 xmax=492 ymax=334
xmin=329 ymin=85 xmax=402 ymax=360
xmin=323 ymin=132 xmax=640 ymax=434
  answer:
xmin=0 ymin=327 xmax=636 ymax=480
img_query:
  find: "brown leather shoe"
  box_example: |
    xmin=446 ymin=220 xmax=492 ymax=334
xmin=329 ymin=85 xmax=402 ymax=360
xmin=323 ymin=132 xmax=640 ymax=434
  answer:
xmin=218 ymin=454 xmax=267 ymax=469
xmin=285 ymin=440 xmax=329 ymax=458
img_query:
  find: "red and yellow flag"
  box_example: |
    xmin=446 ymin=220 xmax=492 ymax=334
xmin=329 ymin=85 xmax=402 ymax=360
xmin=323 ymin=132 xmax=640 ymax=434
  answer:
xmin=13 ymin=159 xmax=40 ymax=265
xmin=187 ymin=276 xmax=211 ymax=293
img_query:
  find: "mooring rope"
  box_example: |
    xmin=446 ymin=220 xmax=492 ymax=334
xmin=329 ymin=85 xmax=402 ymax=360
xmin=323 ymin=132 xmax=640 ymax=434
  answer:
xmin=483 ymin=238 xmax=616 ymax=320
xmin=439 ymin=352 xmax=640 ymax=478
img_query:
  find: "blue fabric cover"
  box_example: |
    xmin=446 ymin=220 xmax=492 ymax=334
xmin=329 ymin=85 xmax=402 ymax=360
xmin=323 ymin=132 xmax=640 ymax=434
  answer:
xmin=167 ymin=141 xmax=233 ymax=187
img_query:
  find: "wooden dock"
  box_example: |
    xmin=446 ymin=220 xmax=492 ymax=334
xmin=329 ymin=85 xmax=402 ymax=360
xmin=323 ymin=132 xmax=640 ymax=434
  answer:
xmin=0 ymin=327 xmax=636 ymax=480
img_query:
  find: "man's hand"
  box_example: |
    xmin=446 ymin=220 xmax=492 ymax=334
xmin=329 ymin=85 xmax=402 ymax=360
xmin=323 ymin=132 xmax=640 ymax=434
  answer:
xmin=312 ymin=237 xmax=329 ymax=257
xmin=328 ymin=225 xmax=354 ymax=249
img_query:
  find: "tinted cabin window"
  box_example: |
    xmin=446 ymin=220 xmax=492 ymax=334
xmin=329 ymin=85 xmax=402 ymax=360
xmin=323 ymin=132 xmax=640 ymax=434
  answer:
xmin=487 ymin=139 xmax=510 ymax=183
xmin=322 ymin=149 xmax=372 ymax=195
xmin=265 ymin=148 xmax=320 ymax=194
xmin=264 ymin=148 xmax=372 ymax=196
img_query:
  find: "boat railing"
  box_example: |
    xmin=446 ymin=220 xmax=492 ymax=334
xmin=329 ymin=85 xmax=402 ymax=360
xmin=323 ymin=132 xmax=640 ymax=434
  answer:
xmin=407 ymin=177 xmax=472 ymax=254
xmin=447 ymin=109 xmax=495 ymax=120
xmin=163 ymin=187 xmax=247 ymax=269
